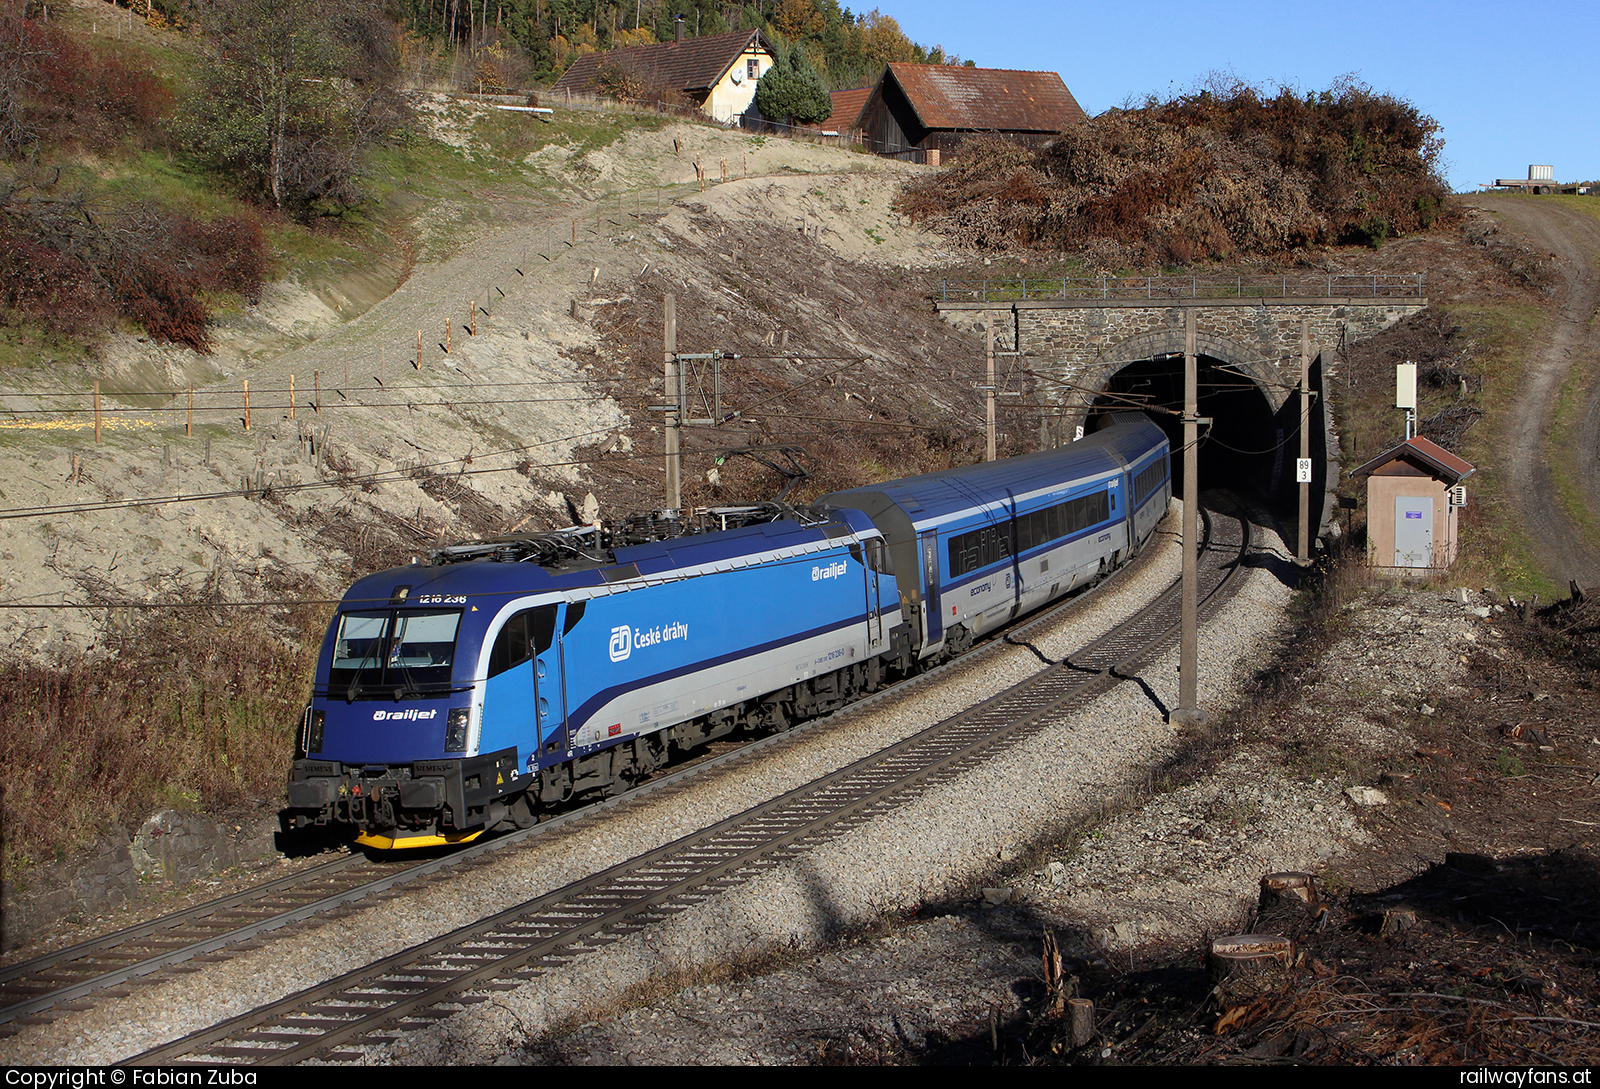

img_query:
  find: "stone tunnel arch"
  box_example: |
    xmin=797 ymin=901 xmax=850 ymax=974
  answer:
xmin=1060 ymin=328 xmax=1337 ymax=529
xmin=939 ymin=289 xmax=1426 ymax=542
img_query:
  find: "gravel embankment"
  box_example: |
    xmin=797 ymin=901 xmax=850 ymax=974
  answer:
xmin=1 ymin=507 xmax=1189 ymax=1065
xmin=509 ymin=578 xmax=1500 ymax=1065
xmin=376 ymin=517 xmax=1303 ymax=1065
xmin=2 ymin=506 xmax=1315 ymax=1067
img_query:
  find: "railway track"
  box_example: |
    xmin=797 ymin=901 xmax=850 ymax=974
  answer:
xmin=120 ymin=508 xmax=1252 ymax=1065
xmin=0 ymin=501 xmax=1199 ymax=1037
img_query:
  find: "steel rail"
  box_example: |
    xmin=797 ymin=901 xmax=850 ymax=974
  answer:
xmin=127 ymin=510 xmax=1249 ymax=1066
xmin=0 ymin=506 xmax=1171 ymax=1031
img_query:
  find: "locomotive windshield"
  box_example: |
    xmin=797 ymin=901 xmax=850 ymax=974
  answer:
xmin=329 ymin=609 xmax=463 ymax=698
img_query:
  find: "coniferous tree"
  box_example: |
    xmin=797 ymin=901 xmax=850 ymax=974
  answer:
xmin=755 ymin=40 xmax=831 ymax=126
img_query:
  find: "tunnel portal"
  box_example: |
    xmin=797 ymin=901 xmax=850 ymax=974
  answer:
xmin=936 ymin=286 xmax=1427 ymax=537
xmin=1085 ymin=351 xmax=1321 ymax=520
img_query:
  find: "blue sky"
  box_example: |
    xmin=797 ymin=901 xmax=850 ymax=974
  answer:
xmin=891 ymin=2 xmax=1595 ymax=192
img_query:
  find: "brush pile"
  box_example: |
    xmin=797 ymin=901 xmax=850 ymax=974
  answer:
xmin=897 ymin=80 xmax=1453 ymax=267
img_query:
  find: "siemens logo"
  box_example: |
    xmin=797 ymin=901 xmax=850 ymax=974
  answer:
xmin=812 ymin=560 xmax=848 ymax=581
xmin=371 ymin=709 xmax=439 ymax=722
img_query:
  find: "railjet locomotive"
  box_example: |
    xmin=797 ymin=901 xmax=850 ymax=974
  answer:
xmin=284 ymin=415 xmax=1171 ymax=848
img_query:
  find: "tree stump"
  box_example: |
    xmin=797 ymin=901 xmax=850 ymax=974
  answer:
xmin=1259 ymin=872 xmax=1319 ymax=910
xmin=1041 ymin=930 xmax=1068 ymax=1019
xmin=1382 ymin=908 xmax=1418 ymax=936
xmin=1209 ymin=934 xmax=1296 ymax=1007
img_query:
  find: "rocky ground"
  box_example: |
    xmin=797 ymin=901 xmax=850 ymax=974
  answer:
xmin=510 ymin=573 xmax=1600 ymax=1066
xmin=0 ymin=109 xmax=957 ymax=654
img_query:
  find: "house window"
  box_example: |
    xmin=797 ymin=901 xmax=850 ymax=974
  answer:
xmin=748 ymin=59 xmax=760 ymax=81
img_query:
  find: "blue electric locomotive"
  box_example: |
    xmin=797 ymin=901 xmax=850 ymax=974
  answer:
xmin=284 ymin=414 xmax=1170 ymax=848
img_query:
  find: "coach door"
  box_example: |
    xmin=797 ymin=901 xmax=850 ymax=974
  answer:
xmin=920 ymin=530 xmax=943 ymax=644
xmin=548 ymin=600 xmax=588 ymax=750
xmin=522 ymin=604 xmax=563 ymax=756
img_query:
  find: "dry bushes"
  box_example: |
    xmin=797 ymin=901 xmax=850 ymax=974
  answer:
xmin=590 ymin=58 xmax=691 ymax=110
xmin=1339 ymin=307 xmax=1481 ymax=453
xmin=0 ymin=591 xmax=327 ymax=870
xmin=0 ymin=12 xmax=266 ymax=351
xmin=0 ymin=11 xmax=173 ymax=157
xmin=898 ymin=80 xmax=1453 ymax=267
xmin=0 ymin=180 xmax=265 ymax=351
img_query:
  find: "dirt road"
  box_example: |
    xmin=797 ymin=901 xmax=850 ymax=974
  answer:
xmin=1465 ymin=194 xmax=1600 ymax=589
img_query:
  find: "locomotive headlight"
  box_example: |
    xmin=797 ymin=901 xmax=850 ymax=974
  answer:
xmin=444 ymin=707 xmax=471 ymax=752
xmin=302 ymin=708 xmax=326 ymax=755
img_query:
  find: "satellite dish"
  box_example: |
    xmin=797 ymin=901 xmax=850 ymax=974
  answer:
xmin=731 ymin=67 xmax=744 ymax=85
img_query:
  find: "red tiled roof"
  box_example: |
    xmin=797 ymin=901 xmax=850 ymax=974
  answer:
xmin=1352 ymin=435 xmax=1477 ymax=483
xmin=551 ymin=29 xmax=769 ymax=96
xmin=824 ymin=86 xmax=870 ymax=130
xmin=884 ymin=63 xmax=1087 ymax=133
xmin=799 ymin=87 xmax=870 ymax=132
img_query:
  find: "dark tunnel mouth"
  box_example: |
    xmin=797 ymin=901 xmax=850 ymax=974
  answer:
xmin=1085 ymin=353 xmax=1320 ymax=520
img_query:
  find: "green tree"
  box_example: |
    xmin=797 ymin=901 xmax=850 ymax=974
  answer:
xmin=755 ymin=41 xmax=831 ymax=126
xmin=179 ymin=0 xmax=402 ymax=215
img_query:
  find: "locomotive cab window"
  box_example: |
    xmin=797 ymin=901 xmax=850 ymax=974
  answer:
xmin=330 ymin=609 xmax=462 ymax=693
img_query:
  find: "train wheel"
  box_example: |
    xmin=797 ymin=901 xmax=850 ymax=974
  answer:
xmin=509 ymin=792 xmax=538 ymax=828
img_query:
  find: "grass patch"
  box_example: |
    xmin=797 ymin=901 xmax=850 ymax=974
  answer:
xmin=1545 ymin=193 xmax=1600 ymax=225
xmin=1336 ymin=302 xmax=1555 ymax=598
xmin=0 ymin=326 xmax=95 ymax=373
xmin=1450 ymin=302 xmax=1562 ymax=598
xmin=1546 ymin=347 xmax=1600 ymax=549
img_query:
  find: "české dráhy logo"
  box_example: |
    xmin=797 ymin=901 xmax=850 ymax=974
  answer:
xmin=608 ymin=624 xmax=632 ymax=662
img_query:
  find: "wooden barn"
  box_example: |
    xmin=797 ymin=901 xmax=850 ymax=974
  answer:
xmin=856 ymin=63 xmax=1088 ymax=162
xmin=550 ymin=26 xmax=775 ymax=123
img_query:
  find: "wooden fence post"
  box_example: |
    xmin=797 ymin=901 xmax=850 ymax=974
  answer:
xmin=93 ymin=379 xmax=101 ymax=444
xmin=243 ymin=378 xmax=250 ymax=430
xmin=314 ymin=370 xmax=321 ymax=414
xmin=288 ymin=374 xmax=295 ymax=421
xmin=416 ymin=330 xmax=423 ymax=370
xmin=186 ymin=384 xmax=192 ymax=437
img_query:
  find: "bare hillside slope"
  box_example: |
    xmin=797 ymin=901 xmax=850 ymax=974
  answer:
xmin=0 ymin=111 xmax=969 ymax=655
